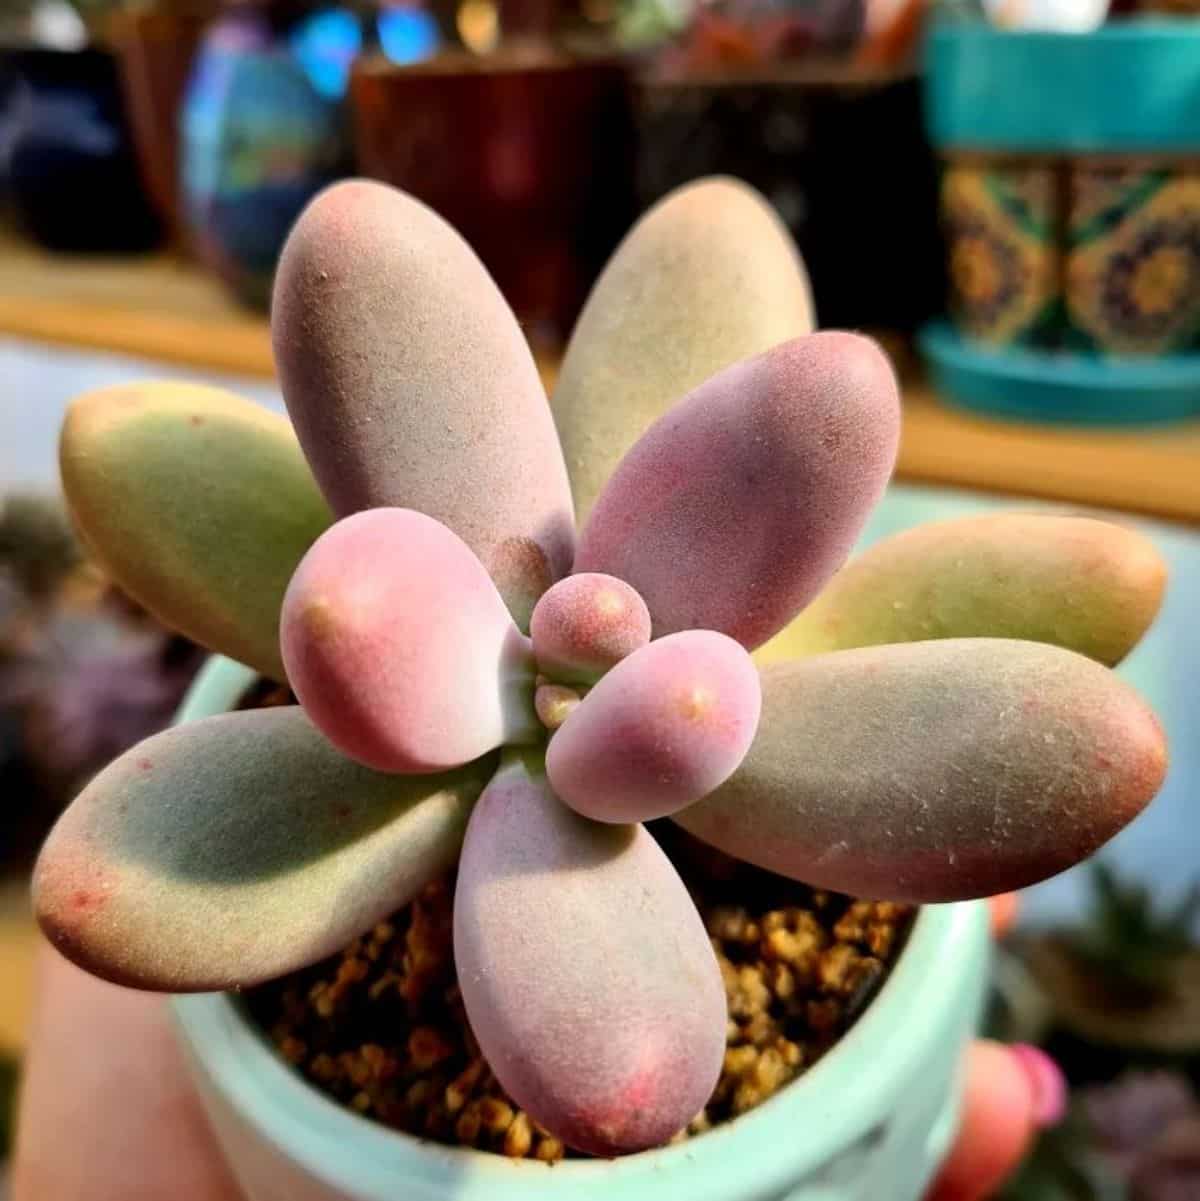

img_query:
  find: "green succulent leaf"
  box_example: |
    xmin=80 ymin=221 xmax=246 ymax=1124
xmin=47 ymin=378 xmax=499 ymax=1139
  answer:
xmin=33 ymin=708 xmax=495 ymax=991
xmin=758 ymin=514 xmax=1167 ymax=667
xmin=552 ymin=176 xmax=815 ymax=523
xmin=59 ymin=381 xmax=331 ymax=681
xmin=676 ymin=639 xmax=1167 ymax=902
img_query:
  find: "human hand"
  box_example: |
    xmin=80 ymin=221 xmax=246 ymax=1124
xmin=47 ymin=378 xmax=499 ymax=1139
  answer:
xmin=924 ymin=893 xmax=1065 ymax=1201
xmin=14 ymin=895 xmax=1063 ymax=1201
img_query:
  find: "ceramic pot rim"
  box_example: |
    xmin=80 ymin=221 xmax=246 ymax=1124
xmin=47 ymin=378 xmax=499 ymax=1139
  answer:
xmin=172 ymin=654 xmax=988 ymax=1201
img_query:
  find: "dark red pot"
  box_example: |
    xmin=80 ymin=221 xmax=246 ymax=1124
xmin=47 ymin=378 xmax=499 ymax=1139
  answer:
xmin=350 ymin=51 xmax=636 ymax=342
xmin=111 ymin=7 xmax=214 ymax=246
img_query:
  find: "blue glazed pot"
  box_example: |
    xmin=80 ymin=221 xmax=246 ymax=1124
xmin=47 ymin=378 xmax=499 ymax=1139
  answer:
xmin=172 ymin=655 xmax=989 ymax=1201
xmin=181 ymin=7 xmax=349 ymax=307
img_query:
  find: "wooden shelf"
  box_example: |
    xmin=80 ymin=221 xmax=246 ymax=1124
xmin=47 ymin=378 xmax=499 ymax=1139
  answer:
xmin=2 ymin=236 xmax=1198 ymax=524
xmin=898 ymin=387 xmax=1200 ymax=525
xmin=0 ymin=882 xmax=35 ymax=1055
xmin=0 ymin=235 xmax=274 ymax=378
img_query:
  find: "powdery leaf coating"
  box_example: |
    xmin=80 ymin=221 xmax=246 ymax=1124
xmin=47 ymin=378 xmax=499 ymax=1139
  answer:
xmin=454 ymin=758 xmax=726 ymax=1155
xmin=757 ymin=513 xmax=1167 ymax=667
xmin=575 ymin=333 xmax=900 ymax=650
xmin=33 ymin=708 xmax=495 ymax=992
xmin=552 ymin=176 xmax=815 ymax=523
xmin=281 ymin=509 xmax=536 ymax=774
xmin=530 ymin=572 xmax=651 ymax=684
xmin=59 ymin=381 xmax=331 ymax=681
xmin=676 ymin=639 xmax=1167 ymax=901
xmin=546 ymin=631 xmax=762 ymax=823
xmin=273 ymin=179 xmax=574 ymax=629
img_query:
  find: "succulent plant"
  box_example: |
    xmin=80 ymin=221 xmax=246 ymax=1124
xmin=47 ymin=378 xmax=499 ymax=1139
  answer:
xmin=0 ymin=494 xmax=202 ymax=866
xmin=0 ymin=493 xmax=82 ymax=608
xmin=1069 ymin=863 xmax=1200 ymax=1002
xmin=1007 ymin=1073 xmax=1200 ymax=1201
xmin=33 ymin=176 xmax=1169 ymax=1158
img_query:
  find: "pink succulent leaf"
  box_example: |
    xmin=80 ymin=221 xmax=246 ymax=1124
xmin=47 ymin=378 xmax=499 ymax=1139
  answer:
xmin=282 ymin=508 xmax=537 ymax=774
xmin=575 ymin=332 xmax=900 ymax=651
xmin=273 ymin=180 xmax=574 ymax=629
xmin=453 ymin=756 xmax=726 ymax=1156
xmin=546 ymin=630 xmax=761 ymax=823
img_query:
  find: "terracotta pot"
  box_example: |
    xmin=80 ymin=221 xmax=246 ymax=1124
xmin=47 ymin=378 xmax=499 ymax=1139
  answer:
xmin=350 ymin=52 xmax=636 ymax=341
xmin=111 ymin=6 xmax=212 ymax=244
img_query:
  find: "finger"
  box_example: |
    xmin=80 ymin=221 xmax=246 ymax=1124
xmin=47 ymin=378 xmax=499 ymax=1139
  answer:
xmin=988 ymin=892 xmax=1020 ymax=938
xmin=13 ymin=940 xmax=243 ymax=1201
xmin=926 ymin=1040 xmax=1058 ymax=1201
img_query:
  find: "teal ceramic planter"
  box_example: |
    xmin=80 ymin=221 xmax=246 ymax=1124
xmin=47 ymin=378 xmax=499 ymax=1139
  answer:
xmin=922 ymin=321 xmax=1200 ymax=423
xmin=924 ymin=19 xmax=1200 ymax=420
xmin=925 ymin=21 xmax=1200 ymax=156
xmin=171 ymin=656 xmax=989 ymax=1201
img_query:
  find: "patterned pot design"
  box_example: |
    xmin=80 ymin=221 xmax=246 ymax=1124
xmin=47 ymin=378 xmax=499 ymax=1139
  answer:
xmin=1066 ymin=160 xmax=1200 ymax=355
xmin=941 ymin=157 xmax=1062 ymax=347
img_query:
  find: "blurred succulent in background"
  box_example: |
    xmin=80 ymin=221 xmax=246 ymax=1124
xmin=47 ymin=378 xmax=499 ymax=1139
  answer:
xmin=34 ymin=177 xmax=1169 ymax=1156
xmin=627 ymin=0 xmax=936 ymax=71
xmin=0 ymin=491 xmax=203 ymax=869
xmin=0 ymin=494 xmax=81 ymax=610
xmin=618 ymin=0 xmax=694 ymax=47
xmin=1004 ymin=1073 xmax=1200 ymax=1201
xmin=1070 ymin=865 xmax=1200 ymax=1005
xmin=1 ymin=600 xmax=203 ymax=797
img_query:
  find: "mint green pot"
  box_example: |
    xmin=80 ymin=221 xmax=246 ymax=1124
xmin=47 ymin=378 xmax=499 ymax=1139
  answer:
xmin=171 ymin=655 xmax=990 ymax=1201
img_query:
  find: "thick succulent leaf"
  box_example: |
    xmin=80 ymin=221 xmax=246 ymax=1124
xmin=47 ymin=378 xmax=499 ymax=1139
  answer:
xmin=60 ymin=381 xmax=330 ymax=681
xmin=757 ymin=514 xmax=1167 ymax=667
xmin=529 ymin=572 xmax=651 ymax=684
xmin=273 ymin=179 xmax=574 ymax=628
xmin=454 ymin=757 xmax=725 ymax=1156
xmin=552 ymin=176 xmax=815 ymax=522
xmin=676 ymin=639 xmax=1167 ymax=901
xmin=546 ymin=631 xmax=761 ymax=823
xmin=575 ymin=333 xmax=900 ymax=649
xmin=282 ymin=508 xmax=536 ymax=773
xmin=33 ymin=709 xmax=494 ymax=991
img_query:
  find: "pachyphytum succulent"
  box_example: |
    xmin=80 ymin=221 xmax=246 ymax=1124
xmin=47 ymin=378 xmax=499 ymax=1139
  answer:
xmin=34 ymin=177 xmax=1168 ymax=1157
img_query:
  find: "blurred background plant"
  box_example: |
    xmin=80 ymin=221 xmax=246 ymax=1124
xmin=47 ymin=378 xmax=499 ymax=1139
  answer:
xmin=982 ymin=861 xmax=1200 ymax=1200
xmin=0 ymin=493 xmax=203 ymax=873
xmin=1069 ymin=866 xmax=1200 ymax=1007
xmin=1001 ymin=1071 xmax=1200 ymax=1200
xmin=2 ymin=0 xmax=1200 ymax=1191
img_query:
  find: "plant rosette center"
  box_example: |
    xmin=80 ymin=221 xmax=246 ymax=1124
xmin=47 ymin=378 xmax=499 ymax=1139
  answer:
xmin=33 ymin=175 xmax=1168 ymax=1164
